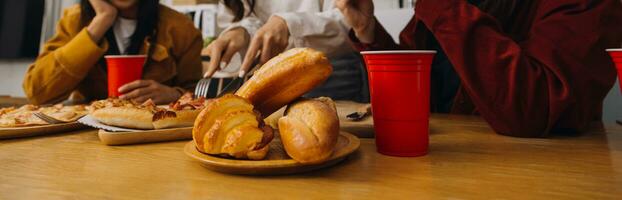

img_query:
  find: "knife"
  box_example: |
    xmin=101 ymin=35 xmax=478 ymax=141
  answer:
xmin=216 ymin=54 xmax=261 ymax=97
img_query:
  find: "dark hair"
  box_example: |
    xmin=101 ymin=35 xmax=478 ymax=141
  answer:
xmin=80 ymin=0 xmax=160 ymax=55
xmin=222 ymin=0 xmax=255 ymax=22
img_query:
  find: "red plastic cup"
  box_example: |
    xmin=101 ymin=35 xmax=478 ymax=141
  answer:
xmin=607 ymin=49 xmax=622 ymax=93
xmin=104 ymin=55 xmax=146 ymax=97
xmin=361 ymin=50 xmax=436 ymax=157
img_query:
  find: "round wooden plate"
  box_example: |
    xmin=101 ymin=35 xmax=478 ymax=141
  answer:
xmin=184 ymin=131 xmax=360 ymax=175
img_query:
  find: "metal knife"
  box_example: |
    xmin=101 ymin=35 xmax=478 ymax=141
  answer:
xmin=216 ymin=55 xmax=261 ymax=97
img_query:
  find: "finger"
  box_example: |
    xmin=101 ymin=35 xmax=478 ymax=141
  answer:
xmin=132 ymin=95 xmax=154 ymax=104
xmin=201 ymin=47 xmax=212 ymax=77
xmin=220 ymin=45 xmax=238 ymax=69
xmin=201 ymin=49 xmax=218 ymax=78
xmin=240 ymin=36 xmax=262 ymax=77
xmin=208 ymin=43 xmax=225 ymax=76
xmin=118 ymin=80 xmax=151 ymax=94
xmin=260 ymin=38 xmax=273 ymax=65
xmin=119 ymin=87 xmax=151 ymax=100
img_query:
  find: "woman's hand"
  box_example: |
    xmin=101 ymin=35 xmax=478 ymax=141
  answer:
xmin=201 ymin=27 xmax=250 ymax=78
xmin=335 ymin=0 xmax=376 ymax=43
xmin=239 ymin=15 xmax=290 ymax=77
xmin=87 ymin=0 xmax=118 ymax=42
xmin=118 ymin=80 xmax=182 ymax=104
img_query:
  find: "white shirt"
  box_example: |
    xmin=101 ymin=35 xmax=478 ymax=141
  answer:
xmin=113 ymin=17 xmax=137 ymax=55
xmin=216 ymin=0 xmax=355 ymax=59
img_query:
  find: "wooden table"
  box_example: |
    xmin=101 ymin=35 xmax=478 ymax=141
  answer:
xmin=1 ymin=114 xmax=621 ymax=199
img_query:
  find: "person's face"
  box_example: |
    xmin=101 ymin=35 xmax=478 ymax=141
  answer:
xmin=108 ymin=0 xmax=139 ymax=10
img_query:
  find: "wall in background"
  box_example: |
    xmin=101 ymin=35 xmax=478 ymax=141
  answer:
xmin=0 ymin=60 xmax=30 ymax=97
xmin=0 ymin=0 xmax=44 ymax=58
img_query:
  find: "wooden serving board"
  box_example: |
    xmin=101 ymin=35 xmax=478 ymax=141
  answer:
xmin=335 ymin=101 xmax=374 ymax=138
xmin=0 ymin=122 xmax=87 ymax=139
xmin=265 ymin=101 xmax=374 ymax=138
xmin=98 ymin=127 xmax=192 ymax=145
xmin=184 ymin=131 xmax=361 ymax=175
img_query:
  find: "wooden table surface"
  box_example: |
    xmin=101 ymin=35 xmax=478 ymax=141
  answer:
xmin=1 ymin=114 xmax=621 ymax=199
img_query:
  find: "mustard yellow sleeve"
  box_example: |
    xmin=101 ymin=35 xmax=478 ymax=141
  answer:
xmin=173 ymin=23 xmax=203 ymax=91
xmin=23 ymin=8 xmax=107 ymax=105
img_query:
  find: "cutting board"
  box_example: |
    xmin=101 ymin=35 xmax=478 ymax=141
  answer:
xmin=98 ymin=127 xmax=192 ymax=145
xmin=185 ymin=131 xmax=360 ymax=175
xmin=265 ymin=101 xmax=374 ymax=138
xmin=335 ymin=101 xmax=374 ymax=138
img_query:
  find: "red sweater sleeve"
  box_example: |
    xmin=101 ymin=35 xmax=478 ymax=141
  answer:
xmin=415 ymin=0 xmax=622 ymax=137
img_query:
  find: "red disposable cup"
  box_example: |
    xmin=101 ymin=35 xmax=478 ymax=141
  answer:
xmin=104 ymin=55 xmax=146 ymax=97
xmin=361 ymin=50 xmax=436 ymax=157
xmin=606 ymin=49 xmax=622 ymax=93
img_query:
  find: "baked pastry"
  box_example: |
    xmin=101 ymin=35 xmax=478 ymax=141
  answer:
xmin=278 ymin=97 xmax=339 ymax=164
xmin=0 ymin=104 xmax=88 ymax=127
xmin=235 ymin=48 xmax=333 ymax=116
xmin=192 ymin=94 xmax=274 ymax=160
xmin=89 ymin=93 xmax=206 ymax=130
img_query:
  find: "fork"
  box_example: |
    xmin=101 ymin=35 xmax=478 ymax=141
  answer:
xmin=346 ymin=104 xmax=372 ymax=121
xmin=194 ymin=78 xmax=212 ymax=98
xmin=197 ymin=54 xmax=261 ymax=98
xmin=195 ymin=55 xmax=213 ymax=98
xmin=34 ymin=112 xmax=68 ymax=124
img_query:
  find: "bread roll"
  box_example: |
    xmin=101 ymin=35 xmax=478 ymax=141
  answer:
xmin=192 ymin=94 xmax=274 ymax=160
xmin=235 ymin=48 xmax=333 ymax=117
xmin=278 ymin=97 xmax=339 ymax=164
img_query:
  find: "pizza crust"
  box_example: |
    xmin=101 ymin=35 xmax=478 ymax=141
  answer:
xmin=91 ymin=107 xmax=155 ymax=130
xmin=152 ymin=109 xmax=202 ymax=129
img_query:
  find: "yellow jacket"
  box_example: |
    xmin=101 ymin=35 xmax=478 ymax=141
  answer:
xmin=23 ymin=5 xmax=203 ymax=105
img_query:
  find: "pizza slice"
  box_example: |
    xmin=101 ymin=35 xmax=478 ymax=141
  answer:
xmin=0 ymin=104 xmax=89 ymax=128
xmin=0 ymin=105 xmax=47 ymax=127
xmin=40 ymin=104 xmax=89 ymax=122
xmin=89 ymin=93 xmax=208 ymax=130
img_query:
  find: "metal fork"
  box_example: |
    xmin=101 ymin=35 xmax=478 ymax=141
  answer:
xmin=195 ymin=55 xmax=213 ymax=98
xmin=34 ymin=112 xmax=68 ymax=124
xmin=196 ymin=54 xmax=261 ymax=98
xmin=194 ymin=78 xmax=212 ymax=98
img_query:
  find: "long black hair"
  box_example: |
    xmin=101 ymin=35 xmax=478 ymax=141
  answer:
xmin=222 ymin=0 xmax=255 ymax=22
xmin=80 ymin=0 xmax=160 ymax=55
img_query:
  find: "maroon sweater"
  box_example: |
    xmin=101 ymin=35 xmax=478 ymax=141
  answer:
xmin=352 ymin=0 xmax=622 ymax=137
